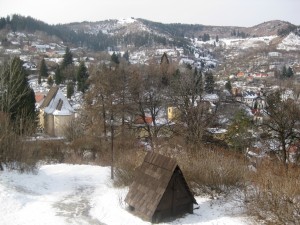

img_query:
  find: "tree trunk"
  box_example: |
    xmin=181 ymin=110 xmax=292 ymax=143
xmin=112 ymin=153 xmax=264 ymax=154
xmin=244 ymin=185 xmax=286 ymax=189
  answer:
xmin=281 ymin=137 xmax=288 ymax=169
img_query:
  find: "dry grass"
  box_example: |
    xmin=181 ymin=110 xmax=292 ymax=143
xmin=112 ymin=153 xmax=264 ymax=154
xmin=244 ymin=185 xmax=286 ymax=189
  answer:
xmin=113 ymin=134 xmax=146 ymax=187
xmin=174 ymin=145 xmax=247 ymax=195
xmin=109 ymin=133 xmax=247 ymax=194
xmin=246 ymin=161 xmax=300 ymax=225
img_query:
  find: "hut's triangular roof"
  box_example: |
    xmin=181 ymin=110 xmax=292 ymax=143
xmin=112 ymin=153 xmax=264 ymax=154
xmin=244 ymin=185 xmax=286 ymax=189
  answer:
xmin=125 ymin=152 xmax=196 ymax=221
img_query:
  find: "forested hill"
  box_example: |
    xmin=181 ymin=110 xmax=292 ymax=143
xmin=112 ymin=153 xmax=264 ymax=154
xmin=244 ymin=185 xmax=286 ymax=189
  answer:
xmin=0 ymin=14 xmax=298 ymax=52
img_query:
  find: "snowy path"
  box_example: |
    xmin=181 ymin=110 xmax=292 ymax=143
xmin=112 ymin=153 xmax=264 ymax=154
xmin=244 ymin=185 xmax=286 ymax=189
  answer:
xmin=0 ymin=164 xmax=255 ymax=225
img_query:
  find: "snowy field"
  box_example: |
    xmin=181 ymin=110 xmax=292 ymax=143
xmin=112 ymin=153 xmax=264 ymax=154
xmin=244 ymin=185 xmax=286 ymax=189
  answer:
xmin=0 ymin=164 xmax=256 ymax=225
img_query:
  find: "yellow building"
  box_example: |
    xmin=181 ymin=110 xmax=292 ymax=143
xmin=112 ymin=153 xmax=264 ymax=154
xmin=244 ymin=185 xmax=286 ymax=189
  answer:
xmin=167 ymin=106 xmax=180 ymax=122
xmin=39 ymin=86 xmax=75 ymax=137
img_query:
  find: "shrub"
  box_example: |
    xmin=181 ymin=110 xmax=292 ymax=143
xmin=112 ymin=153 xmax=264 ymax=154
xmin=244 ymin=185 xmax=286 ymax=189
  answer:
xmin=246 ymin=162 xmax=300 ymax=224
xmin=113 ymin=133 xmax=146 ymax=187
xmin=175 ymin=144 xmax=247 ymax=195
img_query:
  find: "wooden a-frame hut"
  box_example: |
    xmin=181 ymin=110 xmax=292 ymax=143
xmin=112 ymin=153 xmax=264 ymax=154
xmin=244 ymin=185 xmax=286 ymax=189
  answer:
xmin=125 ymin=152 xmax=197 ymax=223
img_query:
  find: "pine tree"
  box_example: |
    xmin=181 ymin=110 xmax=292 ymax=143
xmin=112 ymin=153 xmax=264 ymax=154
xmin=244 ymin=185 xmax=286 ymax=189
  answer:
xmin=160 ymin=52 xmax=170 ymax=86
xmin=216 ymin=35 xmax=219 ymax=42
xmin=123 ymin=50 xmax=129 ymax=62
xmin=0 ymin=57 xmax=36 ymax=133
xmin=55 ymin=66 xmax=62 ymax=85
xmin=194 ymin=67 xmax=203 ymax=95
xmin=225 ymin=110 xmax=253 ymax=151
xmin=283 ymin=66 xmax=287 ymax=78
xmin=225 ymin=80 xmax=232 ymax=93
xmin=38 ymin=73 xmax=41 ymax=84
xmin=160 ymin=52 xmax=169 ymax=64
xmin=67 ymin=82 xmax=74 ymax=99
xmin=47 ymin=76 xmax=54 ymax=86
xmin=281 ymin=65 xmax=287 ymax=79
xmin=111 ymin=52 xmax=120 ymax=64
xmin=204 ymin=71 xmax=215 ymax=94
xmin=287 ymin=66 xmax=294 ymax=78
xmin=62 ymin=47 xmax=73 ymax=69
xmin=76 ymin=61 xmax=89 ymax=93
xmin=39 ymin=58 xmax=48 ymax=78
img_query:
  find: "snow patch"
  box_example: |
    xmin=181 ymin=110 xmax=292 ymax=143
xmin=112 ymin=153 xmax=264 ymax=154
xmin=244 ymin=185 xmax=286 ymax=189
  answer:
xmin=0 ymin=164 xmax=253 ymax=225
xmin=117 ymin=18 xmax=136 ymax=24
xmin=277 ymin=33 xmax=300 ymax=51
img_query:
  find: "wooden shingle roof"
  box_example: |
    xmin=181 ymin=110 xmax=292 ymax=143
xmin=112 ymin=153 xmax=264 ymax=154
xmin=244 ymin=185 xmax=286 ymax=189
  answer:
xmin=40 ymin=86 xmax=59 ymax=108
xmin=125 ymin=152 xmax=179 ymax=221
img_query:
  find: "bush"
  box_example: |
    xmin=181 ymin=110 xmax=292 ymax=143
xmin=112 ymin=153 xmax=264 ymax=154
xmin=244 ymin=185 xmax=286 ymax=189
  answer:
xmin=175 ymin=145 xmax=247 ymax=195
xmin=246 ymin=162 xmax=300 ymax=224
xmin=113 ymin=133 xmax=146 ymax=187
xmin=0 ymin=112 xmax=38 ymax=172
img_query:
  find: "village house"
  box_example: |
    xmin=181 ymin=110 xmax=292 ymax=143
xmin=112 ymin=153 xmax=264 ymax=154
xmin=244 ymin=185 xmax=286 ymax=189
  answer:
xmin=167 ymin=106 xmax=180 ymax=122
xmin=38 ymin=86 xmax=75 ymax=137
xmin=252 ymin=95 xmax=266 ymax=124
xmin=236 ymin=71 xmax=245 ymax=78
xmin=242 ymin=90 xmax=258 ymax=107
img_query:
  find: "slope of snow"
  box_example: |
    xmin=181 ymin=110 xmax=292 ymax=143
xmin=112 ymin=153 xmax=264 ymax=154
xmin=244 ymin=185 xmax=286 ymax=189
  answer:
xmin=277 ymin=33 xmax=300 ymax=51
xmin=118 ymin=18 xmax=136 ymax=24
xmin=220 ymin=36 xmax=276 ymax=49
xmin=0 ymin=164 xmax=255 ymax=225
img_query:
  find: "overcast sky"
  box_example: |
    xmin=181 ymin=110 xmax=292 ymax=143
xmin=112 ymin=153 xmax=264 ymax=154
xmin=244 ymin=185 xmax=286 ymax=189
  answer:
xmin=0 ymin=0 xmax=299 ymax=27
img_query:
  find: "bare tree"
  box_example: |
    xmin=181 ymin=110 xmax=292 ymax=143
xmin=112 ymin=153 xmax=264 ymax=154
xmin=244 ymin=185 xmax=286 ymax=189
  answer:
xmin=169 ymin=66 xmax=215 ymax=145
xmin=128 ymin=62 xmax=169 ymax=149
xmin=262 ymin=90 xmax=300 ymax=166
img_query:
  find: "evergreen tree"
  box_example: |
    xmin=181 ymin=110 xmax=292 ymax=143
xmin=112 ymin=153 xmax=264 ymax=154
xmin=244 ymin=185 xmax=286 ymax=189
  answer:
xmin=232 ymin=30 xmax=237 ymax=36
xmin=38 ymin=73 xmax=41 ymax=84
xmin=160 ymin=52 xmax=169 ymax=64
xmin=123 ymin=50 xmax=129 ymax=62
xmin=55 ymin=66 xmax=62 ymax=85
xmin=160 ymin=52 xmax=170 ymax=86
xmin=76 ymin=61 xmax=89 ymax=93
xmin=204 ymin=71 xmax=215 ymax=94
xmin=111 ymin=52 xmax=120 ymax=64
xmin=202 ymin=33 xmax=210 ymax=42
xmin=47 ymin=76 xmax=54 ymax=86
xmin=194 ymin=67 xmax=203 ymax=95
xmin=281 ymin=65 xmax=287 ymax=79
xmin=225 ymin=110 xmax=253 ymax=151
xmin=62 ymin=47 xmax=73 ymax=69
xmin=225 ymin=80 xmax=232 ymax=93
xmin=0 ymin=57 xmax=36 ymax=133
xmin=186 ymin=63 xmax=192 ymax=70
xmin=216 ymin=35 xmax=219 ymax=42
xmin=39 ymin=58 xmax=48 ymax=78
xmin=67 ymin=82 xmax=74 ymax=99
xmin=287 ymin=66 xmax=294 ymax=78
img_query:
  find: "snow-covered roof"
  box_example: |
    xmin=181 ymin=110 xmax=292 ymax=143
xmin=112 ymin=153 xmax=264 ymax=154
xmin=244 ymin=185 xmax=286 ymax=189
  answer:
xmin=202 ymin=93 xmax=219 ymax=102
xmin=243 ymin=91 xmax=257 ymax=99
xmin=42 ymin=86 xmax=74 ymax=116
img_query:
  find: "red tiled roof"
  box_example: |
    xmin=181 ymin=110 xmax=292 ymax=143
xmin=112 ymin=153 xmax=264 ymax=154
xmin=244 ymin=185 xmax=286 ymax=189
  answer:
xmin=135 ymin=116 xmax=153 ymax=124
xmin=35 ymin=93 xmax=45 ymax=103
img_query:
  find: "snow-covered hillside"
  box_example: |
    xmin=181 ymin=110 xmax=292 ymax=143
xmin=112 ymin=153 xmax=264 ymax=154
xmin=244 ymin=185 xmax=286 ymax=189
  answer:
xmin=220 ymin=36 xmax=276 ymax=49
xmin=277 ymin=33 xmax=300 ymax=51
xmin=195 ymin=33 xmax=300 ymax=52
xmin=70 ymin=18 xmax=155 ymax=36
xmin=0 ymin=164 xmax=255 ymax=225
